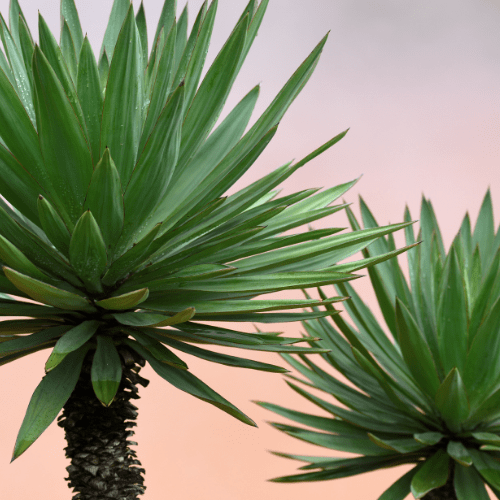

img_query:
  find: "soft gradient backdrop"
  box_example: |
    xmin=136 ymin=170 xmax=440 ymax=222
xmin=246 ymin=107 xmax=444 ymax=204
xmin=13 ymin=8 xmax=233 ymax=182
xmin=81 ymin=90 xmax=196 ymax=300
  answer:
xmin=1 ymin=0 xmax=499 ymax=498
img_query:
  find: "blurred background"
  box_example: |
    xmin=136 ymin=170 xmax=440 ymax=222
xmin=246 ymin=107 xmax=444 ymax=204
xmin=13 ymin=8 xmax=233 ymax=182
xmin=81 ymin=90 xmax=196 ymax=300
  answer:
xmin=1 ymin=0 xmax=499 ymax=498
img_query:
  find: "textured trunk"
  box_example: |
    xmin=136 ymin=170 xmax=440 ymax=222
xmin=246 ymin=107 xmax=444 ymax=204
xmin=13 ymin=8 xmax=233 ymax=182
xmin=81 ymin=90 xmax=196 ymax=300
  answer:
xmin=422 ymin=461 xmax=457 ymax=500
xmin=57 ymin=347 xmax=149 ymax=500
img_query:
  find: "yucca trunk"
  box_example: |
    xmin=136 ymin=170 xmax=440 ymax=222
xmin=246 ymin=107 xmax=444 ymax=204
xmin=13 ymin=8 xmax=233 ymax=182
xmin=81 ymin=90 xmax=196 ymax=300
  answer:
xmin=57 ymin=347 xmax=149 ymax=499
xmin=422 ymin=462 xmax=457 ymax=500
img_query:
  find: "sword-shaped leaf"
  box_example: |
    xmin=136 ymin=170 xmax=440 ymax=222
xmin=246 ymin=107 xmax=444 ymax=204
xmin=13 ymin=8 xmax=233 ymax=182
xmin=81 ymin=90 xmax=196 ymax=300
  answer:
xmin=38 ymin=14 xmax=87 ymax=136
xmin=83 ymin=149 xmax=124 ymax=253
xmin=69 ymin=211 xmax=107 ymax=294
xmin=103 ymin=223 xmax=162 ymax=287
xmin=0 ymin=13 xmax=34 ymax=123
xmin=12 ymin=344 xmax=88 ymax=461
xmin=395 ymin=299 xmax=440 ymax=397
xmin=176 ymin=12 xmax=247 ymax=170
xmin=437 ymin=247 xmax=468 ymax=374
xmin=0 ymin=234 xmax=54 ymax=283
xmin=135 ymin=2 xmax=147 ymax=67
xmin=469 ymin=448 xmax=500 ymax=490
xmin=434 ymin=368 xmax=470 ymax=432
xmin=32 ymin=45 xmax=93 ymax=227
xmin=37 ymin=195 xmax=71 ymax=257
xmin=124 ymin=339 xmax=256 ymax=426
xmin=410 ymin=449 xmax=450 ymax=499
xmin=454 ymin=464 xmax=490 ymax=500
xmin=61 ymin=0 xmax=84 ymax=58
xmin=100 ymin=4 xmax=143 ymax=185
xmin=3 ymin=267 xmax=94 ymax=312
xmin=45 ymin=320 xmax=100 ymax=372
xmin=77 ymin=37 xmax=103 ymax=164
xmin=112 ymin=308 xmax=195 ymax=327
xmin=91 ymin=335 xmax=122 ymax=406
xmin=0 ymin=325 xmax=71 ymax=354
xmin=122 ymin=83 xmax=184 ymax=239
xmin=152 ymin=0 xmax=176 ymax=49
xmin=60 ymin=20 xmax=77 ymax=82
xmin=100 ymin=0 xmax=129 ymax=59
xmin=125 ymin=329 xmax=187 ymax=369
xmin=95 ymin=288 xmax=149 ymax=310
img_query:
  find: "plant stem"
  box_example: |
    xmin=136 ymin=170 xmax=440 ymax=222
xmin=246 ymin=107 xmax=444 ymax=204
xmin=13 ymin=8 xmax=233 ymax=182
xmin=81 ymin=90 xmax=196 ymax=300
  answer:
xmin=57 ymin=347 xmax=149 ymax=499
xmin=422 ymin=461 xmax=457 ymax=500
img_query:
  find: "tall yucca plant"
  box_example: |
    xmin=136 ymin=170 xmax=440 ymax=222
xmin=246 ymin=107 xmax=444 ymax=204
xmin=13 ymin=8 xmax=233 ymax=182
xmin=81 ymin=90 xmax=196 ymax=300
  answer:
xmin=0 ymin=0 xmax=411 ymax=498
xmin=259 ymin=191 xmax=500 ymax=500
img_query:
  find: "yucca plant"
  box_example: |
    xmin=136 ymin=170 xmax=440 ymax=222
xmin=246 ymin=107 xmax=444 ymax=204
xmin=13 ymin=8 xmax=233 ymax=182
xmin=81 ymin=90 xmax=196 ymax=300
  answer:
xmin=259 ymin=191 xmax=500 ymax=499
xmin=0 ymin=0 xmax=413 ymax=498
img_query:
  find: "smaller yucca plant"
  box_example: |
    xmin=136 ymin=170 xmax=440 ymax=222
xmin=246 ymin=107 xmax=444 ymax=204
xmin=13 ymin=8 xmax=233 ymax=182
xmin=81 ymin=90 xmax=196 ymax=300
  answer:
xmin=259 ymin=191 xmax=500 ymax=499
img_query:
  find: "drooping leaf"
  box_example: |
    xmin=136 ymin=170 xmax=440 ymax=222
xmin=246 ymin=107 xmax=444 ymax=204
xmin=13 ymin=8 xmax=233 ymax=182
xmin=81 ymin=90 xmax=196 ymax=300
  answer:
xmin=410 ymin=449 xmax=450 ymax=498
xmin=45 ymin=320 xmax=100 ymax=372
xmin=12 ymin=345 xmax=88 ymax=460
xmin=94 ymin=288 xmax=149 ymax=311
xmin=91 ymin=335 xmax=122 ymax=406
xmin=3 ymin=267 xmax=94 ymax=312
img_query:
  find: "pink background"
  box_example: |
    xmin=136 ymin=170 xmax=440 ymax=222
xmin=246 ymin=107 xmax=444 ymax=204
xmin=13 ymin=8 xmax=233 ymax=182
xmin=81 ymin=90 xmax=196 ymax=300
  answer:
xmin=1 ymin=0 xmax=500 ymax=498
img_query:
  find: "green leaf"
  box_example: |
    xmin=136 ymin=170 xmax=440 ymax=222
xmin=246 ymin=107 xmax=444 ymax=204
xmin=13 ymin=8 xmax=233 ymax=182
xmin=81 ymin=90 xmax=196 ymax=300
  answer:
xmin=473 ymin=190 xmax=494 ymax=265
xmin=0 ymin=143 xmax=42 ymax=224
xmin=12 ymin=345 xmax=88 ymax=460
xmin=454 ymin=463 xmax=490 ymax=500
xmin=100 ymin=0 xmax=129 ymax=59
xmin=125 ymin=338 xmax=256 ymax=426
xmin=9 ymin=0 xmax=27 ymax=48
xmin=98 ymin=49 xmax=109 ymax=92
xmin=377 ymin=466 xmax=420 ymax=500
xmin=112 ymin=308 xmax=195 ymax=327
xmin=469 ymin=448 xmax=500 ymax=490
xmin=61 ymin=0 xmax=84 ymax=58
xmin=102 ymin=223 xmax=162 ymax=287
xmin=60 ymin=20 xmax=77 ymax=82
xmin=437 ymin=247 xmax=468 ymax=374
xmin=140 ymin=22 xmax=176 ymax=152
xmin=100 ymin=4 xmax=143 ymax=186
xmin=177 ymin=15 xmax=247 ymax=174
xmin=91 ymin=335 xmax=122 ymax=406
xmin=152 ymin=0 xmax=176 ymax=53
xmin=0 ymin=233 xmax=55 ymax=284
xmin=37 ymin=195 xmax=71 ymax=256
xmin=434 ymin=368 xmax=470 ymax=432
xmin=159 ymin=337 xmax=287 ymax=373
xmin=83 ymin=149 xmax=124 ymax=253
xmin=464 ymin=296 xmax=500 ymax=404
xmin=69 ymin=211 xmax=107 ymax=294
xmin=135 ymin=2 xmax=148 ymax=67
xmin=122 ymin=83 xmax=184 ymax=240
xmin=414 ymin=432 xmax=444 ymax=445
xmin=395 ymin=298 xmax=441 ymax=397
xmin=125 ymin=329 xmax=187 ymax=370
xmin=17 ymin=15 xmax=34 ymax=88
xmin=367 ymin=433 xmax=427 ymax=453
xmin=0 ymin=325 xmax=71 ymax=355
xmin=146 ymin=85 xmax=260 ymax=243
xmin=95 ymin=288 xmax=149 ymax=310
xmin=0 ymin=13 xmax=34 ymax=123
xmin=410 ymin=449 xmax=450 ymax=498
xmin=38 ymin=13 xmax=87 ymax=134
xmin=77 ymin=36 xmax=104 ymax=164
xmin=45 ymin=320 xmax=100 ymax=372
xmin=3 ymin=267 xmax=94 ymax=312
xmin=447 ymin=441 xmax=473 ymax=467
xmin=32 ymin=45 xmax=93 ymax=227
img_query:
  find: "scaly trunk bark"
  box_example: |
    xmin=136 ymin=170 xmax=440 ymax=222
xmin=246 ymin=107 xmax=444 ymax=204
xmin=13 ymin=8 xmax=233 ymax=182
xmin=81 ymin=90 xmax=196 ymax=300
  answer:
xmin=422 ymin=461 xmax=457 ymax=500
xmin=57 ymin=347 xmax=149 ymax=499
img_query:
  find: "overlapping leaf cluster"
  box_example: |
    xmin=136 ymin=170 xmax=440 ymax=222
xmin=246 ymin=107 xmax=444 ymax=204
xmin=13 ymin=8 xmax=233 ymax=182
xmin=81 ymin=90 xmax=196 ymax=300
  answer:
xmin=260 ymin=192 xmax=500 ymax=499
xmin=0 ymin=0 xmax=409 ymax=461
